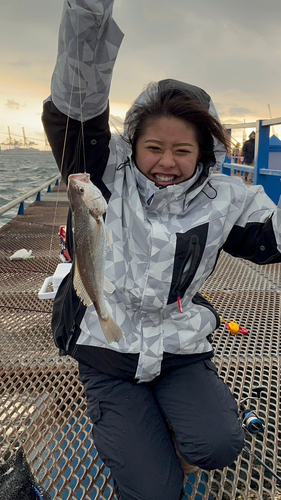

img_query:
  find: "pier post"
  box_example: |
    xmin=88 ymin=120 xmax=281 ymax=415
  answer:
xmin=254 ymin=119 xmax=270 ymax=186
xmin=222 ymin=154 xmax=231 ymax=175
xmin=18 ymin=201 xmax=25 ymax=215
xmin=254 ymin=120 xmax=281 ymax=204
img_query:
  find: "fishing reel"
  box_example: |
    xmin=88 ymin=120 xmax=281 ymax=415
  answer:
xmin=239 ymin=386 xmax=281 ymax=485
xmin=239 ymin=385 xmax=266 ymax=435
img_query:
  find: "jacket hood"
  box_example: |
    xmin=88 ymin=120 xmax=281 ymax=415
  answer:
xmin=124 ymin=79 xmax=227 ymax=174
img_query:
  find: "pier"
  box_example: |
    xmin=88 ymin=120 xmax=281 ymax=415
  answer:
xmin=0 ymin=178 xmax=280 ymax=499
xmin=223 ymin=117 xmax=281 ymax=205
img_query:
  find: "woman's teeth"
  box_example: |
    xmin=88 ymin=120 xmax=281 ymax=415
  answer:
xmin=154 ymin=174 xmax=176 ymax=182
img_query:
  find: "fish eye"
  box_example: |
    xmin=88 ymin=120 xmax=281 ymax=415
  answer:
xmin=78 ymin=187 xmax=84 ymax=194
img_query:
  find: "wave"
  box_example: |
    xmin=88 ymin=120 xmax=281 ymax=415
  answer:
xmin=0 ymin=153 xmax=59 ymax=228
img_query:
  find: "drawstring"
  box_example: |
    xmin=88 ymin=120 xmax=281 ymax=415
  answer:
xmin=202 ymin=181 xmax=217 ymax=199
xmin=117 ymin=156 xmax=130 ymax=170
xmin=177 ymin=297 xmax=183 ymax=313
xmin=147 ymin=194 xmax=154 ymax=205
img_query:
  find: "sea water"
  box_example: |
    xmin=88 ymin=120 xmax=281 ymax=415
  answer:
xmin=0 ymin=152 xmax=59 ymax=228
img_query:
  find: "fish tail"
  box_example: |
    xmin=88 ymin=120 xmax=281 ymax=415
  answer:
xmin=99 ymin=316 xmax=123 ymax=344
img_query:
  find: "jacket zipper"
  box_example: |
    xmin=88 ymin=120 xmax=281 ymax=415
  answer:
xmin=173 ymin=234 xmax=201 ymax=313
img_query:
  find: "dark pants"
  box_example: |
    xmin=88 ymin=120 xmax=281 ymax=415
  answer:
xmin=79 ymin=359 xmax=244 ymax=500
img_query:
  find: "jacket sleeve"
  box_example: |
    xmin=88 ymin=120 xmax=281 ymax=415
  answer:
xmin=42 ymin=0 xmax=124 ymax=185
xmin=51 ymin=0 xmax=124 ymax=121
xmin=223 ymin=186 xmax=281 ymax=264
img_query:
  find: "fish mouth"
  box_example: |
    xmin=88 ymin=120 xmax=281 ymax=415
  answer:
xmin=68 ymin=173 xmax=90 ymax=184
xmin=88 ymin=195 xmax=103 ymax=204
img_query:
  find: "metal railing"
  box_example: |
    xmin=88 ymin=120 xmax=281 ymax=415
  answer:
xmin=222 ymin=118 xmax=281 ymax=204
xmin=0 ymin=174 xmax=61 ymax=217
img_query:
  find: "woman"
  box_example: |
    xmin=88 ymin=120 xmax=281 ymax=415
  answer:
xmin=42 ymin=2 xmax=281 ymax=499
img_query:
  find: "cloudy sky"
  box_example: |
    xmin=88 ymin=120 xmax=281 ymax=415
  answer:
xmin=1 ymin=0 xmax=281 ymax=149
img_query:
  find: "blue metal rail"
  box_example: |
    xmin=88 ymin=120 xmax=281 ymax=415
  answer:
xmin=0 ymin=174 xmax=61 ymax=217
xmin=222 ymin=117 xmax=281 ymax=204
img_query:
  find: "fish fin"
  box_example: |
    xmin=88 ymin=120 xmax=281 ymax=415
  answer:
xmin=73 ymin=260 xmax=93 ymax=307
xmin=99 ymin=316 xmax=123 ymax=344
xmin=103 ymin=276 xmax=116 ymax=294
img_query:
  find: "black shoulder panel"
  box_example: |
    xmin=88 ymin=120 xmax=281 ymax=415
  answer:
xmin=223 ymin=218 xmax=281 ymax=264
xmin=42 ymin=100 xmax=111 ymax=202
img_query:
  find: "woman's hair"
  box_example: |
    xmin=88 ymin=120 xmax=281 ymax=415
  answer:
xmin=124 ymin=85 xmax=230 ymax=163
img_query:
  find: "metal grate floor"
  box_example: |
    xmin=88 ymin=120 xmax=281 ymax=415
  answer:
xmin=0 ymin=186 xmax=280 ymax=499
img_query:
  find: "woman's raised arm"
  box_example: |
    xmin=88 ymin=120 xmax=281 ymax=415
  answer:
xmin=52 ymin=0 xmax=124 ymax=121
xmin=42 ymin=0 xmax=124 ymax=183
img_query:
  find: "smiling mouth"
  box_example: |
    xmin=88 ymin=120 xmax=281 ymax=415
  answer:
xmin=154 ymin=174 xmax=177 ymax=182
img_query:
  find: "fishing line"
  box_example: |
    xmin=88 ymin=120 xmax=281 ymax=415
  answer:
xmin=45 ymin=5 xmax=83 ymax=278
xmin=176 ymin=42 xmax=268 ymax=111
xmin=44 ymin=87 xmax=75 ymax=279
xmin=77 ymin=42 xmax=87 ymax=174
xmin=109 ymin=116 xmax=124 ymax=137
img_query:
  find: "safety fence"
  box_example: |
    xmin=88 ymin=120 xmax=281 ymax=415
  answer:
xmin=0 ymin=174 xmax=61 ymax=217
xmin=222 ymin=117 xmax=281 ymax=205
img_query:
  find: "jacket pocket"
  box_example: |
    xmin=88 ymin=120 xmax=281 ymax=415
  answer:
xmin=167 ymin=224 xmax=208 ymax=305
xmin=192 ymin=293 xmax=221 ymax=330
xmin=87 ymin=398 xmax=125 ymax=471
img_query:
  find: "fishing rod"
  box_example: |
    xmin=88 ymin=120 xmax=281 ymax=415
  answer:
xmin=238 ymin=385 xmax=281 ymax=485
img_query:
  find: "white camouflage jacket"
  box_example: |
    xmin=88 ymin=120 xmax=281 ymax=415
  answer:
xmin=43 ymin=0 xmax=281 ymax=382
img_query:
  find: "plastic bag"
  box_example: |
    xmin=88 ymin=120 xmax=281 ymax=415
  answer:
xmin=10 ymin=249 xmax=33 ymax=260
xmin=0 ymin=447 xmax=51 ymax=500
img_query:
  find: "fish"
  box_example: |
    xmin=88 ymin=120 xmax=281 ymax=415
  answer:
xmin=67 ymin=173 xmax=123 ymax=344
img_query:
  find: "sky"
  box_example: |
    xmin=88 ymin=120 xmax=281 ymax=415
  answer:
xmin=1 ymin=0 xmax=281 ymax=150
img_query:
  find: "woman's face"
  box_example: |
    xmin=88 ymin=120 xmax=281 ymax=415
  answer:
xmin=135 ymin=116 xmax=201 ymax=188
